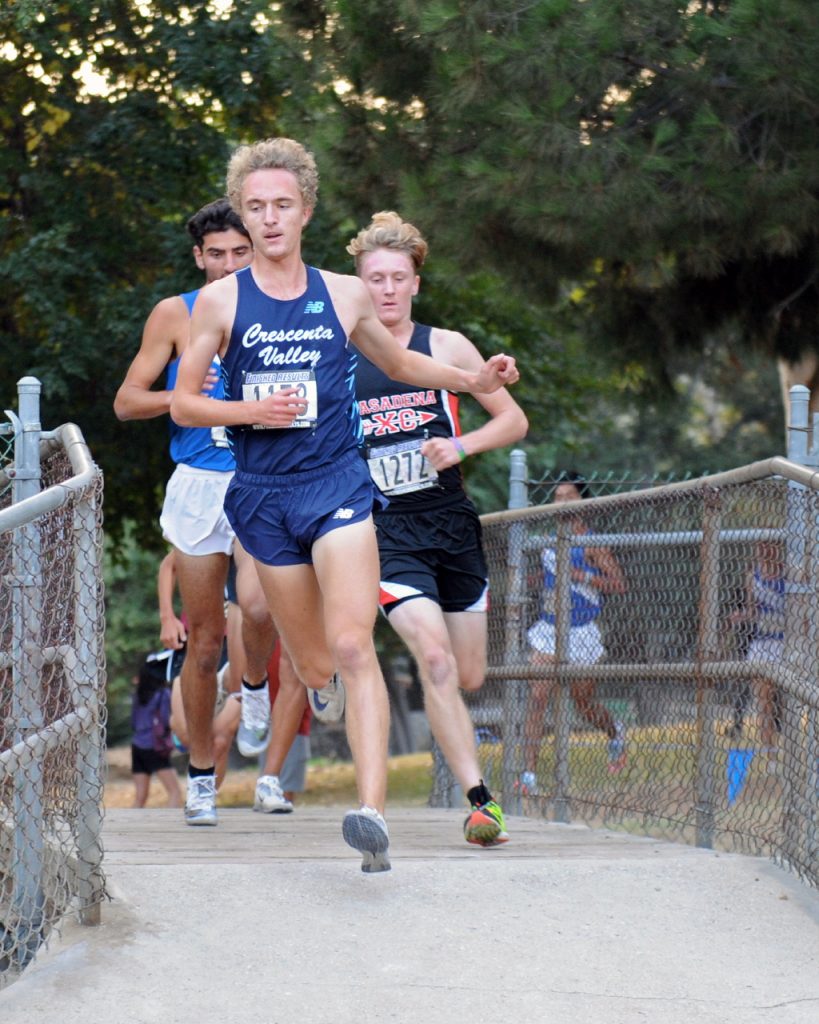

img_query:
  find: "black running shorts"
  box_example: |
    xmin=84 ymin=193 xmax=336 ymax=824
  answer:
xmin=375 ymin=497 xmax=489 ymax=615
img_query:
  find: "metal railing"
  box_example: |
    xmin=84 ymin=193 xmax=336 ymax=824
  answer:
xmin=0 ymin=377 xmax=106 ymax=987
xmin=432 ymin=387 xmax=819 ymax=889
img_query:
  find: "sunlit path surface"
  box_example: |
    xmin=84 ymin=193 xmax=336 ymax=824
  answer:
xmin=1 ymin=808 xmax=817 ymax=1024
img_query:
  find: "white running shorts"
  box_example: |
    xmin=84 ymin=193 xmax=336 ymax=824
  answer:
xmin=160 ymin=464 xmax=235 ymax=556
xmin=526 ymin=618 xmax=605 ymax=664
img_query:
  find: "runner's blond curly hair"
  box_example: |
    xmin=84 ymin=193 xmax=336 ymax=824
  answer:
xmin=346 ymin=211 xmax=428 ymax=272
xmin=226 ymin=137 xmax=319 ymax=212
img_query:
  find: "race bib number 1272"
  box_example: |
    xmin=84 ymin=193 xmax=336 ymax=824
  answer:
xmin=367 ymin=438 xmax=438 ymax=495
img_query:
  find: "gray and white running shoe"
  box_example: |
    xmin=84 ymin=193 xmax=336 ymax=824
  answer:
xmin=342 ymin=805 xmax=391 ymax=873
xmin=185 ymin=774 xmax=217 ymax=826
xmin=308 ymin=673 xmax=346 ymax=724
xmin=254 ymin=774 xmax=294 ymax=814
xmin=237 ymin=681 xmax=271 ymax=757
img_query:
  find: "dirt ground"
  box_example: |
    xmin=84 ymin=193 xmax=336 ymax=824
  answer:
xmin=104 ymin=744 xmax=433 ymax=809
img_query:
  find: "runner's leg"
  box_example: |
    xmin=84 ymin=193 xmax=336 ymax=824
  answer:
xmin=174 ymin=550 xmax=229 ymax=769
xmin=389 ymin=599 xmax=483 ymax=791
xmin=255 ymin=519 xmax=388 ymax=812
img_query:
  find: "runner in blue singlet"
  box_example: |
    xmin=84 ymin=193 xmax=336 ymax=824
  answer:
xmin=114 ymin=199 xmax=285 ymax=826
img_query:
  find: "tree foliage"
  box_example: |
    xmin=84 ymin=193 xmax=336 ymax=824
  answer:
xmin=4 ymin=1 xmax=810 ymax=510
xmin=286 ymin=0 xmax=819 ymax=384
xmin=3 ymin=1 xmax=801 ymax=723
xmin=1 ymin=0 xmax=617 ymax=545
xmin=0 ymin=0 xmax=309 ymax=547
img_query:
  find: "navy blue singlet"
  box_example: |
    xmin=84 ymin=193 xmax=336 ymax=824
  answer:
xmin=222 ymin=265 xmax=361 ymax=476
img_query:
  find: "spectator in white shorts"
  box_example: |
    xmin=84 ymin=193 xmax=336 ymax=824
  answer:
xmin=728 ymin=537 xmax=785 ymax=764
xmin=522 ymin=472 xmax=627 ymax=791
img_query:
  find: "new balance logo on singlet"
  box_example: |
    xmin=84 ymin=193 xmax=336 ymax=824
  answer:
xmin=304 ymin=301 xmax=324 ymax=314
xmin=332 ymin=507 xmax=355 ymax=519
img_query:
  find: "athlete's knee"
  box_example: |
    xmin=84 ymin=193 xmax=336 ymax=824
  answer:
xmin=239 ymin=593 xmax=273 ymax=631
xmin=417 ymin=642 xmax=457 ymax=692
xmin=528 ymin=680 xmax=552 ymax=712
xmin=184 ymin=628 xmax=224 ymax=676
xmin=277 ymin=660 xmax=303 ymax=696
xmin=570 ymin=680 xmax=595 ymax=705
xmin=458 ymin=656 xmax=487 ymax=692
xmin=331 ymin=629 xmax=377 ymax=679
xmin=212 ymin=730 xmax=231 ymax=763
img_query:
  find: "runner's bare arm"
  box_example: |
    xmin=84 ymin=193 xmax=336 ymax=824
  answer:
xmin=114 ymin=297 xmax=187 ymax=421
xmin=327 ymin=273 xmax=520 ymax=395
xmin=421 ymin=328 xmax=528 ymax=470
xmin=170 ymin=279 xmax=307 ymax=429
xmin=585 ymin=547 xmax=626 ymax=595
xmin=158 ymin=551 xmax=187 ymax=650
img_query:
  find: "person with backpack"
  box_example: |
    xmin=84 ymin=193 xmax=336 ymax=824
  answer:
xmin=131 ymin=653 xmax=183 ymax=808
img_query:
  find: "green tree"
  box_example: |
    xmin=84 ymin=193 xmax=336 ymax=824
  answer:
xmin=524 ymin=340 xmax=785 ymax=504
xmin=0 ymin=0 xmax=309 ymax=548
xmin=285 ymin=0 xmax=819 ymax=393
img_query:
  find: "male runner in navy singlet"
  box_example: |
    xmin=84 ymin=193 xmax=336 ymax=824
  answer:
xmin=170 ymin=138 xmax=520 ymax=872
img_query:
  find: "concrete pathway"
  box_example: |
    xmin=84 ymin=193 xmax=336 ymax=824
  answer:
xmin=1 ymin=807 xmax=817 ymax=1024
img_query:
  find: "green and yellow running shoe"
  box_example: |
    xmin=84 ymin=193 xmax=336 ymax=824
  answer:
xmin=464 ymin=800 xmax=509 ymax=847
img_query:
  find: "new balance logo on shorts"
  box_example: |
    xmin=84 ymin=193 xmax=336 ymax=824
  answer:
xmin=332 ymin=507 xmax=355 ymax=520
xmin=304 ymin=300 xmax=324 ymax=314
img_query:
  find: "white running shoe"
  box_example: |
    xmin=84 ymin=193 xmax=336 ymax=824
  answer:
xmin=185 ymin=774 xmax=217 ymax=826
xmin=254 ymin=774 xmax=294 ymax=814
xmin=237 ymin=680 xmax=271 ymax=757
xmin=342 ymin=806 xmax=391 ymax=873
xmin=308 ymin=673 xmax=346 ymax=724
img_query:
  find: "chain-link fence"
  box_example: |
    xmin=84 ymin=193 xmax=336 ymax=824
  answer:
xmin=0 ymin=419 xmax=14 ymax=507
xmin=430 ymin=390 xmax=818 ymax=889
xmin=0 ymin=377 xmax=106 ymax=989
xmin=526 ymin=468 xmax=704 ymax=509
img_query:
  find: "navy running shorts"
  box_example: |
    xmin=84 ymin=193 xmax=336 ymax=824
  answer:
xmin=224 ymin=449 xmax=385 ymax=566
xmin=375 ymin=496 xmax=489 ymax=615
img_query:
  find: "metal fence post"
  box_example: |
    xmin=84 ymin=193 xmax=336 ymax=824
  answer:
xmin=781 ymin=387 xmax=806 ymax=868
xmin=508 ymin=448 xmax=528 ymax=510
xmin=694 ymin=488 xmax=721 ymax=848
xmin=8 ymin=377 xmax=47 ymax=969
xmin=502 ymin=450 xmax=529 ymax=813
xmin=786 ymin=491 xmax=819 ymax=873
xmin=552 ymin=517 xmax=573 ymax=824
xmin=782 ymin=386 xmax=817 ymax=871
xmin=73 ymin=484 xmax=105 ymax=925
xmin=787 ymin=385 xmax=811 ymax=466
